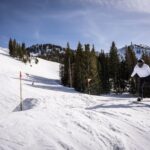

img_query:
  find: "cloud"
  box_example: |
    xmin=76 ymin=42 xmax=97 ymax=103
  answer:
xmin=42 ymin=9 xmax=87 ymax=20
xmin=75 ymin=0 xmax=150 ymax=13
xmin=62 ymin=1 xmax=150 ymax=50
xmin=113 ymin=0 xmax=150 ymax=13
xmin=1 ymin=0 xmax=150 ymax=50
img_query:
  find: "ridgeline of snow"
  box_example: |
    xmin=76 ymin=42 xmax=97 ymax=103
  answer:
xmin=0 ymin=47 xmax=150 ymax=150
xmin=119 ymin=44 xmax=150 ymax=59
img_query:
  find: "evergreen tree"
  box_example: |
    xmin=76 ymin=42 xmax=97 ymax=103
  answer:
xmin=75 ymin=44 xmax=100 ymax=94
xmin=22 ymin=43 xmax=28 ymax=63
xmin=124 ymin=46 xmax=137 ymax=94
xmin=21 ymin=43 xmax=26 ymax=56
xmin=118 ymin=59 xmax=127 ymax=93
xmin=8 ymin=38 xmax=30 ymax=63
xmin=12 ymin=39 xmax=17 ymax=57
xmin=61 ymin=42 xmax=74 ymax=87
xmin=82 ymin=44 xmax=91 ymax=93
xmin=98 ymin=51 xmax=110 ymax=93
xmin=109 ymin=41 xmax=120 ymax=92
xmin=17 ymin=43 xmax=23 ymax=60
xmin=91 ymin=44 xmax=95 ymax=53
xmin=141 ymin=52 xmax=150 ymax=97
xmin=8 ymin=38 xmax=13 ymax=56
xmin=89 ymin=47 xmax=101 ymax=95
xmin=74 ymin=42 xmax=84 ymax=92
xmin=142 ymin=52 xmax=150 ymax=66
xmin=125 ymin=46 xmax=137 ymax=79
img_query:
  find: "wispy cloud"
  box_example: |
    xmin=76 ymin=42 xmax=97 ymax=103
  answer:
xmin=1 ymin=0 xmax=150 ymax=50
xmin=74 ymin=0 xmax=150 ymax=13
xmin=42 ymin=9 xmax=87 ymax=20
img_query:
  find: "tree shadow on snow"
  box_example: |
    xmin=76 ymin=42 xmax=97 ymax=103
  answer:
xmin=14 ymin=74 xmax=77 ymax=94
xmin=0 ymin=52 xmax=10 ymax=57
xmin=13 ymin=98 xmax=39 ymax=112
xmin=86 ymin=102 xmax=150 ymax=110
xmin=13 ymin=74 xmax=60 ymax=85
xmin=27 ymin=74 xmax=60 ymax=85
xmin=26 ymin=83 xmax=77 ymax=93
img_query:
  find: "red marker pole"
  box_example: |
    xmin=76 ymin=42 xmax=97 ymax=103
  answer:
xmin=20 ymin=71 xmax=23 ymax=111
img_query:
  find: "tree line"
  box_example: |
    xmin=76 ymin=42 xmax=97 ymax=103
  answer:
xmin=8 ymin=38 xmax=30 ymax=63
xmin=8 ymin=38 xmax=150 ymax=96
xmin=60 ymin=41 xmax=150 ymax=96
xmin=27 ymin=44 xmax=65 ymax=63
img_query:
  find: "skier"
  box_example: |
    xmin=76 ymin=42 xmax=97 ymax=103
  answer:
xmin=131 ymin=59 xmax=150 ymax=101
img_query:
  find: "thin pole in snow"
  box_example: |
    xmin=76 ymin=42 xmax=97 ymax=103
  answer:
xmin=20 ymin=71 xmax=23 ymax=111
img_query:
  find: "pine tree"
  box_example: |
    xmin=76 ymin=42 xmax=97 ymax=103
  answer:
xmin=98 ymin=51 xmax=110 ymax=93
xmin=8 ymin=38 xmax=30 ymax=63
xmin=12 ymin=39 xmax=17 ymax=57
xmin=125 ymin=46 xmax=137 ymax=79
xmin=22 ymin=43 xmax=26 ymax=56
xmin=109 ymin=41 xmax=120 ymax=92
xmin=74 ymin=42 xmax=84 ymax=92
xmin=125 ymin=46 xmax=137 ymax=94
xmin=118 ymin=59 xmax=127 ymax=93
xmin=8 ymin=38 xmax=13 ymax=56
xmin=17 ymin=43 xmax=23 ymax=60
xmin=142 ymin=52 xmax=150 ymax=66
xmin=141 ymin=52 xmax=150 ymax=97
xmin=61 ymin=42 xmax=74 ymax=87
xmin=89 ymin=47 xmax=101 ymax=94
xmin=81 ymin=44 xmax=100 ymax=94
xmin=82 ymin=44 xmax=91 ymax=93
xmin=22 ymin=43 xmax=28 ymax=63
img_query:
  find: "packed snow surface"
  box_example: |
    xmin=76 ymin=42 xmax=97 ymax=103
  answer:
xmin=0 ymin=47 xmax=150 ymax=150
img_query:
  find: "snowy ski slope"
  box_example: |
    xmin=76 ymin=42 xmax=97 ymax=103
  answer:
xmin=0 ymin=47 xmax=150 ymax=150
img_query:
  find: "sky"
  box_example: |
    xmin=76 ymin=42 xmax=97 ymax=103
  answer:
xmin=0 ymin=0 xmax=150 ymax=51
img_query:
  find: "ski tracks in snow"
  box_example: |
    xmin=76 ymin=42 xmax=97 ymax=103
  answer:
xmin=32 ymin=92 xmax=150 ymax=150
xmin=6 ymin=84 xmax=150 ymax=150
xmin=1 ymin=48 xmax=150 ymax=150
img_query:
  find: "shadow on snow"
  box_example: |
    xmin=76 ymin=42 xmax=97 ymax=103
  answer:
xmin=86 ymin=102 xmax=150 ymax=110
xmin=13 ymin=74 xmax=77 ymax=94
xmin=13 ymin=98 xmax=39 ymax=112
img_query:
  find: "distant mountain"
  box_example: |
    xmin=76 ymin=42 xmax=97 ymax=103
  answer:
xmin=27 ymin=43 xmax=150 ymax=62
xmin=118 ymin=43 xmax=150 ymax=59
xmin=27 ymin=43 xmax=66 ymax=63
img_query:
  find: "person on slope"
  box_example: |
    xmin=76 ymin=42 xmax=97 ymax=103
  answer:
xmin=131 ymin=59 xmax=150 ymax=101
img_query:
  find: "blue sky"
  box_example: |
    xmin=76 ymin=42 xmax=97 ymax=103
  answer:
xmin=0 ymin=0 xmax=150 ymax=51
